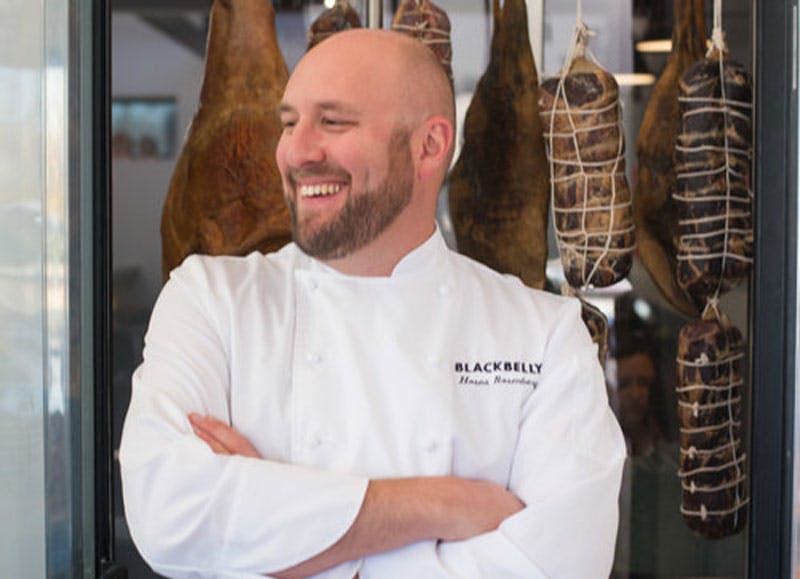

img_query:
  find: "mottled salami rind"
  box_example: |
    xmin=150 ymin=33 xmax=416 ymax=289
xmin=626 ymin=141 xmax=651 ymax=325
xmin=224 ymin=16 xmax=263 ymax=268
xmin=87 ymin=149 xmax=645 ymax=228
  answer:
xmin=391 ymin=0 xmax=453 ymax=82
xmin=448 ymin=0 xmax=549 ymax=289
xmin=634 ymin=0 xmax=706 ymax=317
xmin=674 ymin=55 xmax=753 ymax=301
xmin=307 ymin=0 xmax=361 ymax=50
xmin=676 ymin=314 xmax=748 ymax=539
xmin=580 ymin=298 xmax=608 ymax=363
xmin=161 ymin=0 xmax=291 ymax=281
xmin=540 ymin=59 xmax=635 ymax=289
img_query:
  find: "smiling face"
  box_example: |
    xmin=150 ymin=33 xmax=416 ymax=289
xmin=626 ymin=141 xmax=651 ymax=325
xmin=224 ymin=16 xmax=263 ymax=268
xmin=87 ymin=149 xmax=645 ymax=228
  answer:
xmin=275 ymin=30 xmax=455 ymax=272
xmin=276 ymin=34 xmax=415 ymax=260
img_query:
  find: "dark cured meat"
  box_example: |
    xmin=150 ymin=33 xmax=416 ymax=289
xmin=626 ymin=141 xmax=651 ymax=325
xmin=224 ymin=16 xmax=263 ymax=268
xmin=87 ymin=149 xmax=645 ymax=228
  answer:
xmin=448 ymin=0 xmax=549 ymax=289
xmin=391 ymin=0 xmax=453 ymax=82
xmin=674 ymin=52 xmax=753 ymax=300
xmin=161 ymin=0 xmax=291 ymax=281
xmin=634 ymin=0 xmax=705 ymax=316
xmin=540 ymin=57 xmax=635 ymax=289
xmin=580 ymin=298 xmax=608 ymax=364
xmin=308 ymin=0 xmax=361 ymax=50
xmin=676 ymin=310 xmax=748 ymax=539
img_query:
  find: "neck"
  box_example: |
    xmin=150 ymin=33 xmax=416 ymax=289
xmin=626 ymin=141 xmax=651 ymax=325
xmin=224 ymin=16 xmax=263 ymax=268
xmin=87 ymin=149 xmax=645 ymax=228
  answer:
xmin=321 ymin=214 xmax=436 ymax=277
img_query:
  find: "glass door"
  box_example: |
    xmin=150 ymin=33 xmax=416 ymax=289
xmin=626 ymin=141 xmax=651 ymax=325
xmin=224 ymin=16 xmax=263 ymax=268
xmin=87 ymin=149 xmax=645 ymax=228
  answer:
xmin=0 ymin=0 xmax=104 ymax=576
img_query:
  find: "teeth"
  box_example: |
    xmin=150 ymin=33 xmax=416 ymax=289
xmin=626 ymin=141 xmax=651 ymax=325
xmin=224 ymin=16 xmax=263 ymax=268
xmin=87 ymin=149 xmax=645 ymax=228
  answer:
xmin=300 ymin=183 xmax=343 ymax=198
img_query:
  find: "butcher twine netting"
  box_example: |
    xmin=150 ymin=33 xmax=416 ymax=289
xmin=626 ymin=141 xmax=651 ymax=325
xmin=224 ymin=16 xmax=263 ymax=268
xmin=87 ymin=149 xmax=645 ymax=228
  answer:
xmin=542 ymin=9 xmax=634 ymax=291
xmin=674 ymin=0 xmax=753 ymax=305
xmin=675 ymin=312 xmax=748 ymax=530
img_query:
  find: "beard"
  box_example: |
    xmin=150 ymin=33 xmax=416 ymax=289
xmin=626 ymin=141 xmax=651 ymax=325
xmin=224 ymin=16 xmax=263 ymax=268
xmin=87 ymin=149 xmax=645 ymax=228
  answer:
xmin=286 ymin=129 xmax=413 ymax=261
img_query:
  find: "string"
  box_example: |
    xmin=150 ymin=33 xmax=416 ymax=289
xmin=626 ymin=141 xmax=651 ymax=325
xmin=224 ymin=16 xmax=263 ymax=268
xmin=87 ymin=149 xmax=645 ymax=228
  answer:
xmin=544 ymin=3 xmax=632 ymax=291
xmin=708 ymin=0 xmax=726 ymax=57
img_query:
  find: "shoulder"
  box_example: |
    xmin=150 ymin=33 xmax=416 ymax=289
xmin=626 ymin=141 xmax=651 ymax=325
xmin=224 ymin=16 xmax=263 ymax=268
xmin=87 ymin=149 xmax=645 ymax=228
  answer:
xmin=446 ymin=249 xmax=579 ymax=320
xmin=164 ymin=244 xmax=301 ymax=309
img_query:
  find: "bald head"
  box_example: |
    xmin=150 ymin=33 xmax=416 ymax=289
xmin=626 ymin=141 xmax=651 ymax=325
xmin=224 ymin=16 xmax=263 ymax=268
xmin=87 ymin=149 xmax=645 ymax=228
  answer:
xmin=298 ymin=29 xmax=455 ymax=138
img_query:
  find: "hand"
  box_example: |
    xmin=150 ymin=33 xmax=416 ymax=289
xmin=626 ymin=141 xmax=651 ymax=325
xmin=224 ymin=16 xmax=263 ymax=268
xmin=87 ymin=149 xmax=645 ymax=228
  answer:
xmin=187 ymin=413 xmax=262 ymax=458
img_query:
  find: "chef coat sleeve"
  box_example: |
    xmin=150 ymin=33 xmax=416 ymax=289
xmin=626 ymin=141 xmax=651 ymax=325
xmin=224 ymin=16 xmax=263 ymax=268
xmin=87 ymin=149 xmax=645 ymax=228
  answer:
xmin=118 ymin=258 xmax=369 ymax=578
xmin=435 ymin=297 xmax=626 ymax=578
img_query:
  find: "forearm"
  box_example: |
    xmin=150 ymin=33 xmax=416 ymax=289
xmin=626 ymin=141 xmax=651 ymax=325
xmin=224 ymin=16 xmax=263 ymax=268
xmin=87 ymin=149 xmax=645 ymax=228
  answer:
xmin=271 ymin=476 xmax=523 ymax=578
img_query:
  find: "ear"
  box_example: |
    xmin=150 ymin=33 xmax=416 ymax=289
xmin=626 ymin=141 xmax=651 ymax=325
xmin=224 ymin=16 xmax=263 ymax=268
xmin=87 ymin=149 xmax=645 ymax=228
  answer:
xmin=415 ymin=116 xmax=454 ymax=178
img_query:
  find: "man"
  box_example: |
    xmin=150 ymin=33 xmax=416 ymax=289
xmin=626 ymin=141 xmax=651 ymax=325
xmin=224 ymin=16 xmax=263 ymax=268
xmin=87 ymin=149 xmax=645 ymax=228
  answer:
xmin=120 ymin=29 xmax=625 ymax=578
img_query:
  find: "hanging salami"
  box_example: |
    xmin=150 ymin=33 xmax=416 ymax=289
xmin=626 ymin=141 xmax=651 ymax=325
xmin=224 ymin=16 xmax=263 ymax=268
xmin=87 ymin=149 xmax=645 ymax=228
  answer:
xmin=676 ymin=309 xmax=748 ymax=539
xmin=391 ymin=0 xmax=453 ymax=82
xmin=634 ymin=0 xmax=706 ymax=316
xmin=308 ymin=0 xmax=361 ymax=50
xmin=674 ymin=43 xmax=753 ymax=301
xmin=673 ymin=0 xmax=751 ymax=540
xmin=161 ymin=0 xmax=291 ymax=281
xmin=539 ymin=24 xmax=635 ymax=290
xmin=580 ymin=297 xmax=609 ymax=363
xmin=448 ymin=0 xmax=549 ymax=290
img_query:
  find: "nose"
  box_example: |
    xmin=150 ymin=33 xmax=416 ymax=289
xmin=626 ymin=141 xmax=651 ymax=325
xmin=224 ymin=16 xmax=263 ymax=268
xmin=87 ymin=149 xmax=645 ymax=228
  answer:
xmin=278 ymin=119 xmax=325 ymax=169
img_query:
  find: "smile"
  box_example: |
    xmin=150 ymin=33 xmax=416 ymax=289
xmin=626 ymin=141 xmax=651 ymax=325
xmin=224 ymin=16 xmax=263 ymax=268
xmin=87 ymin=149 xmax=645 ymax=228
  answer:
xmin=299 ymin=183 xmax=343 ymax=198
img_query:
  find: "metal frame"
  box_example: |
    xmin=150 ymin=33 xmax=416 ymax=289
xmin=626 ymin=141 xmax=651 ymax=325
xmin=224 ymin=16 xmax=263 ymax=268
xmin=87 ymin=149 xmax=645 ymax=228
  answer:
xmin=92 ymin=0 xmax=122 ymax=576
xmin=750 ymin=0 xmax=798 ymax=576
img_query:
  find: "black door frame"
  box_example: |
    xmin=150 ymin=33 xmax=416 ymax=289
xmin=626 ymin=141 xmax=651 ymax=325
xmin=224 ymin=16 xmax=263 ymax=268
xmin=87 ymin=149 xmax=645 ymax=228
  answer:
xmin=92 ymin=0 xmax=799 ymax=576
xmin=750 ymin=0 xmax=798 ymax=576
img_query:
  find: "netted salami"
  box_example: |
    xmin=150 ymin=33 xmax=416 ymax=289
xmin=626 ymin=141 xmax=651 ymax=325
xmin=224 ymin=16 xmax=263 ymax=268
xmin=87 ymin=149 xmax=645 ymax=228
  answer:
xmin=676 ymin=309 xmax=748 ymax=539
xmin=634 ymin=0 xmax=706 ymax=316
xmin=674 ymin=49 xmax=753 ymax=302
xmin=539 ymin=24 xmax=634 ymax=290
xmin=580 ymin=297 xmax=608 ymax=363
xmin=307 ymin=0 xmax=361 ymax=50
xmin=391 ymin=0 xmax=453 ymax=83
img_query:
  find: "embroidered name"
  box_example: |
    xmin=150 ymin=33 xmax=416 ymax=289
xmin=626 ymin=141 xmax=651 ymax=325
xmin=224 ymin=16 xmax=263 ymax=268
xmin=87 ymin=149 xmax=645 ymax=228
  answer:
xmin=454 ymin=361 xmax=542 ymax=374
xmin=454 ymin=361 xmax=541 ymax=388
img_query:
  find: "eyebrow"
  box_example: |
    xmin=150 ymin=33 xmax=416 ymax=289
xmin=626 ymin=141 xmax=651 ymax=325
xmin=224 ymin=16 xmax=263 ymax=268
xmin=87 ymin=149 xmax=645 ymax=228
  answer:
xmin=277 ymin=101 xmax=361 ymax=116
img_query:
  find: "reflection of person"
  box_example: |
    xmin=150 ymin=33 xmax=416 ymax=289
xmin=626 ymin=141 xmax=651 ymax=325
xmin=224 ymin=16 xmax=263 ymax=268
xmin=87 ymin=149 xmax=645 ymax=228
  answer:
xmin=120 ymin=29 xmax=625 ymax=579
xmin=610 ymin=327 xmax=726 ymax=578
xmin=612 ymin=332 xmax=666 ymax=458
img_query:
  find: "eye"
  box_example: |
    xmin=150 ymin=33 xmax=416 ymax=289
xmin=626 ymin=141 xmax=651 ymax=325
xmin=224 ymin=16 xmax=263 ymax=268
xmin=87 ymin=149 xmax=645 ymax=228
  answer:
xmin=321 ymin=117 xmax=352 ymax=128
xmin=279 ymin=116 xmax=297 ymax=131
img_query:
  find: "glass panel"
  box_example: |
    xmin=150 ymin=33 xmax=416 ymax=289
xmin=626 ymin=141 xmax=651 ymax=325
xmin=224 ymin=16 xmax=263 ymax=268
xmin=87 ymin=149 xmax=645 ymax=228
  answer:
xmin=111 ymin=1 xmax=752 ymax=577
xmin=0 ymin=0 xmax=47 ymax=576
xmin=0 ymin=0 xmax=87 ymax=576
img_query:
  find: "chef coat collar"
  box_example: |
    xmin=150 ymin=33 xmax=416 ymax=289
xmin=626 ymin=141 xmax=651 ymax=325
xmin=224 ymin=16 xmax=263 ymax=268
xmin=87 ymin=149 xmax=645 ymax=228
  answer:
xmin=304 ymin=225 xmax=446 ymax=278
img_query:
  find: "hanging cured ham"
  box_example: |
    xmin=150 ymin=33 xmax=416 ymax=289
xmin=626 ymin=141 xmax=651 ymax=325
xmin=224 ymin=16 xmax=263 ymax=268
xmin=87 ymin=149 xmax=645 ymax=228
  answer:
xmin=308 ymin=0 xmax=361 ymax=50
xmin=391 ymin=0 xmax=453 ymax=82
xmin=634 ymin=0 xmax=706 ymax=316
xmin=160 ymin=0 xmax=291 ymax=281
xmin=448 ymin=0 xmax=549 ymax=289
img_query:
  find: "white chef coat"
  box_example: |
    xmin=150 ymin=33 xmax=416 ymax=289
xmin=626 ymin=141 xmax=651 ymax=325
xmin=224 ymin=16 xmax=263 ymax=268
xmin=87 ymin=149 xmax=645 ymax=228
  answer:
xmin=119 ymin=229 xmax=626 ymax=579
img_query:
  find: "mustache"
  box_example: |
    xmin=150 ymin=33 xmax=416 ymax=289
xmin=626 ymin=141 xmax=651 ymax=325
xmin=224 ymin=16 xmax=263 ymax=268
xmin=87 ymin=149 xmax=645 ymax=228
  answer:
xmin=288 ymin=164 xmax=351 ymax=187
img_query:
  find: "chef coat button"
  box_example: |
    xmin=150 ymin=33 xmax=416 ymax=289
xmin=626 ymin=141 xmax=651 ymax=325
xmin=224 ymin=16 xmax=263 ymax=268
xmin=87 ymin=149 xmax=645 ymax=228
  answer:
xmin=309 ymin=435 xmax=323 ymax=449
xmin=437 ymin=284 xmax=451 ymax=297
xmin=306 ymin=352 xmax=322 ymax=365
xmin=424 ymin=440 xmax=439 ymax=453
xmin=308 ymin=279 xmax=319 ymax=291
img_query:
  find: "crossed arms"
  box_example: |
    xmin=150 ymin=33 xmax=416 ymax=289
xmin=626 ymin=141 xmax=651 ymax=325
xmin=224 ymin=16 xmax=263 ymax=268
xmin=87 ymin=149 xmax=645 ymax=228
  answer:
xmin=188 ymin=413 xmax=524 ymax=578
